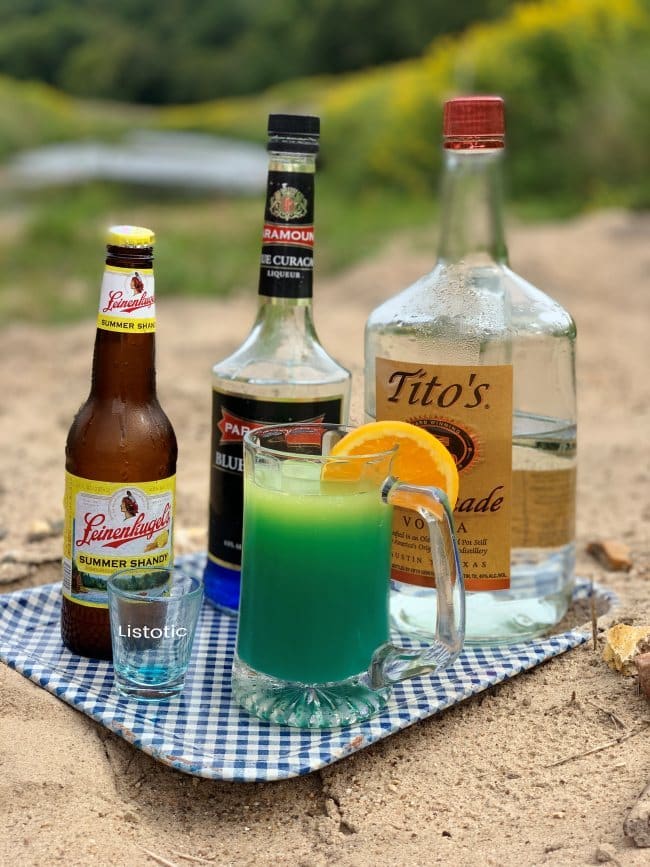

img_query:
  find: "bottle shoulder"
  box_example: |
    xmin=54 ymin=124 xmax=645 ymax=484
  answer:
xmin=212 ymin=322 xmax=350 ymax=387
xmin=366 ymin=262 xmax=575 ymax=338
xmin=66 ymin=396 xmax=177 ymax=480
xmin=501 ymin=266 xmax=576 ymax=333
xmin=366 ymin=270 xmax=436 ymax=325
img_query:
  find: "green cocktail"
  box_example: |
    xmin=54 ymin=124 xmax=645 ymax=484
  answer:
xmin=232 ymin=423 xmax=465 ymax=729
xmin=237 ymin=462 xmax=392 ymax=684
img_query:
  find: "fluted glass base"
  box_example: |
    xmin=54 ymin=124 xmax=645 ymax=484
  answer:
xmin=231 ymin=656 xmax=390 ymax=728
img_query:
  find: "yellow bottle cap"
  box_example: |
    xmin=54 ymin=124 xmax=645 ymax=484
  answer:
xmin=106 ymin=225 xmax=155 ymax=247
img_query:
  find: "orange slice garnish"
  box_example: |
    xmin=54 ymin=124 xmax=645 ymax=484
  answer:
xmin=328 ymin=420 xmax=459 ymax=507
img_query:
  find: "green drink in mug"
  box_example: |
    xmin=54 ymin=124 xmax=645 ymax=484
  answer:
xmin=232 ymin=422 xmax=464 ymax=728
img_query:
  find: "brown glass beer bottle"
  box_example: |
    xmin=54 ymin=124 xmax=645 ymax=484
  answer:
xmin=61 ymin=226 xmax=177 ymax=659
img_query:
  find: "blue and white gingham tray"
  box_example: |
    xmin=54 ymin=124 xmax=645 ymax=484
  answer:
xmin=0 ymin=554 xmax=614 ymax=782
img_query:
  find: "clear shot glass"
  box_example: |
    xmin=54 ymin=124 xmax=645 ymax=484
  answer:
xmin=107 ymin=567 xmax=203 ymax=700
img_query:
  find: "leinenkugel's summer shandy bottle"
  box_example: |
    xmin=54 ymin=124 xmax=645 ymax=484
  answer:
xmin=61 ymin=226 xmax=178 ymax=659
xmin=204 ymin=114 xmax=351 ymax=613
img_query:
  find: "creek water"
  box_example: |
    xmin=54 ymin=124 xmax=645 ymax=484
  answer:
xmin=7 ymin=130 xmax=268 ymax=193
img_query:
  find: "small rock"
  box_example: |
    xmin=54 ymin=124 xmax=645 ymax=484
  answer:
xmin=603 ymin=624 xmax=650 ymax=675
xmin=544 ymin=842 xmax=562 ymax=853
xmin=624 ymin=783 xmax=650 ymax=847
xmin=595 ymin=843 xmax=622 ymax=864
xmin=0 ymin=561 xmax=32 ymax=584
xmin=0 ymin=527 xmax=7 ymax=542
xmin=636 ymin=653 xmax=650 ymax=699
xmin=27 ymin=519 xmax=58 ymax=543
xmin=587 ymin=539 xmax=632 ymax=572
xmin=20 ymin=549 xmax=60 ymax=566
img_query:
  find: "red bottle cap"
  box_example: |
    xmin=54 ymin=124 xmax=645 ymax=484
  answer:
xmin=443 ymin=96 xmax=505 ymax=149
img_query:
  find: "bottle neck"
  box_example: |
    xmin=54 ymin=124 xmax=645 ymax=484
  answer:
xmin=92 ymin=249 xmax=157 ymax=401
xmin=258 ymin=150 xmax=316 ymax=300
xmin=248 ymin=296 xmax=319 ymax=354
xmin=436 ymin=148 xmax=508 ymax=266
xmin=91 ymin=331 xmax=157 ymax=401
xmin=254 ymin=293 xmax=315 ymax=322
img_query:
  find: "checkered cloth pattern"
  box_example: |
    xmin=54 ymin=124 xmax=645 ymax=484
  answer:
xmin=0 ymin=555 xmax=615 ymax=782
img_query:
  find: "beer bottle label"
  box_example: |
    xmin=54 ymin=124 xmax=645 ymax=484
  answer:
xmin=208 ymin=390 xmax=343 ymax=570
xmin=258 ymin=170 xmax=314 ymax=299
xmin=62 ymin=473 xmax=175 ymax=608
xmin=375 ymin=357 xmax=513 ymax=592
xmin=96 ymin=265 xmax=156 ymax=333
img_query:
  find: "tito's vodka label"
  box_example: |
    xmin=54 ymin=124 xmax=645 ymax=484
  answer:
xmin=62 ymin=473 xmax=175 ymax=608
xmin=375 ymin=358 xmax=513 ymax=591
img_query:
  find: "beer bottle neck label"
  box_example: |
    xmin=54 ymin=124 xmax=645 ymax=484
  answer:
xmin=258 ymin=170 xmax=315 ymax=299
xmin=97 ymin=265 xmax=156 ymax=333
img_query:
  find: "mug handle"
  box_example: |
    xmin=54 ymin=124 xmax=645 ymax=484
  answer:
xmin=369 ymin=478 xmax=465 ymax=688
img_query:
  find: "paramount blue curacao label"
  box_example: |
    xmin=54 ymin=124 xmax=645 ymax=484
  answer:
xmin=258 ymin=170 xmax=314 ymax=298
xmin=207 ymin=391 xmax=343 ymax=571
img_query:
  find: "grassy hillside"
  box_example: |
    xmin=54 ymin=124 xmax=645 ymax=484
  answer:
xmin=162 ymin=0 xmax=650 ymax=208
xmin=2 ymin=0 xmax=648 ymax=205
xmin=0 ymin=0 xmax=648 ymax=324
xmin=0 ymin=75 xmax=145 ymax=159
xmin=0 ymin=1 xmax=514 ymax=105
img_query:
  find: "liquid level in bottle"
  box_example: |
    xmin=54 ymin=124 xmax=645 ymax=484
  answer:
xmin=390 ymin=413 xmax=576 ymax=645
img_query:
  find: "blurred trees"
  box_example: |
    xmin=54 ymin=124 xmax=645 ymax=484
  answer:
xmin=157 ymin=0 xmax=650 ymax=209
xmin=0 ymin=0 xmax=513 ymax=104
xmin=318 ymin=0 xmax=650 ymax=206
xmin=1 ymin=0 xmax=647 ymax=209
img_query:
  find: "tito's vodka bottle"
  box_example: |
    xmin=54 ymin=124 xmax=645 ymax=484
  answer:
xmin=365 ymin=96 xmax=576 ymax=644
xmin=205 ymin=114 xmax=351 ymax=613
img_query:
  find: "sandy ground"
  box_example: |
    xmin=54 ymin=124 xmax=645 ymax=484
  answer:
xmin=0 ymin=209 xmax=648 ymax=866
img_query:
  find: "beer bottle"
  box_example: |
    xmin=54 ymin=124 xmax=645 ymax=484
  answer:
xmin=61 ymin=226 xmax=178 ymax=659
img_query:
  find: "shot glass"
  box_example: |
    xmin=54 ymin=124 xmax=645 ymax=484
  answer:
xmin=107 ymin=567 xmax=203 ymax=700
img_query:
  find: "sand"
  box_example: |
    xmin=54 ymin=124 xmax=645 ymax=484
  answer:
xmin=0 ymin=209 xmax=648 ymax=866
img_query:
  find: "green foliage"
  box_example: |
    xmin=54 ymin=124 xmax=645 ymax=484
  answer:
xmin=0 ymin=180 xmax=435 ymax=324
xmin=0 ymin=0 xmax=513 ymax=104
xmin=0 ymin=75 xmax=143 ymax=159
xmin=4 ymin=0 xmax=645 ymax=209
xmin=448 ymin=0 xmax=650 ymax=205
xmin=314 ymin=0 xmax=650 ymax=207
xmin=158 ymin=0 xmax=650 ymax=207
xmin=0 ymin=0 xmax=649 ymax=326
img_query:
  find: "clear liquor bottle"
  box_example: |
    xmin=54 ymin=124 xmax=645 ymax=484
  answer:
xmin=204 ymin=114 xmax=351 ymax=613
xmin=365 ymin=96 xmax=576 ymax=644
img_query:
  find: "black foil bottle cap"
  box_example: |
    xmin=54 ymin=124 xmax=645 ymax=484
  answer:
xmin=267 ymin=114 xmax=320 ymax=154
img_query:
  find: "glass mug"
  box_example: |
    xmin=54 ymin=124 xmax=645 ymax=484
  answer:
xmin=231 ymin=423 xmax=465 ymax=728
